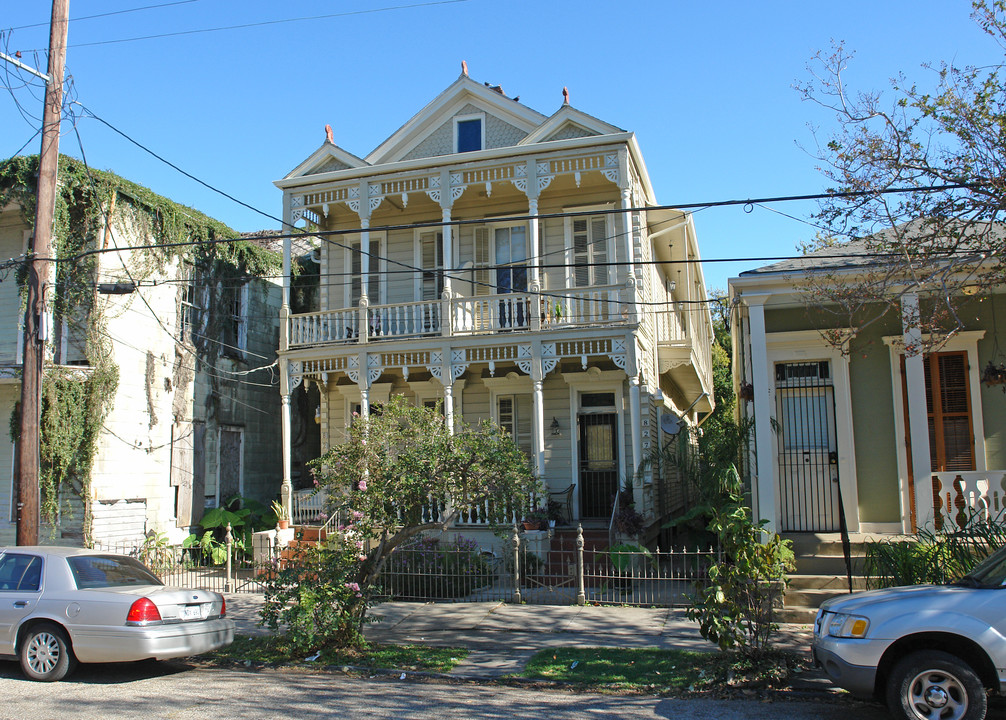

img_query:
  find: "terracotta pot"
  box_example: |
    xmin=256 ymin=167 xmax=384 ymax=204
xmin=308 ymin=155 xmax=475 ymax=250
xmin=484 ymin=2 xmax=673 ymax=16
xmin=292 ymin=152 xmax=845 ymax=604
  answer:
xmin=278 ymin=519 xmax=290 ymax=530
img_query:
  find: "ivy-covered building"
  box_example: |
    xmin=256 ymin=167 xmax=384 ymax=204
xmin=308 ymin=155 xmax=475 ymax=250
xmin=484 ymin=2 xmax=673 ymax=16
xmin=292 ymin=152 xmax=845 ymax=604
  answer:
xmin=0 ymin=156 xmax=286 ymax=547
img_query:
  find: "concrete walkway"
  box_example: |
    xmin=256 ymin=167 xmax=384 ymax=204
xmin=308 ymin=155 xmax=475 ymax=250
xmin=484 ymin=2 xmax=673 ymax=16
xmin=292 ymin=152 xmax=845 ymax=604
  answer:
xmin=222 ymin=594 xmax=815 ymax=679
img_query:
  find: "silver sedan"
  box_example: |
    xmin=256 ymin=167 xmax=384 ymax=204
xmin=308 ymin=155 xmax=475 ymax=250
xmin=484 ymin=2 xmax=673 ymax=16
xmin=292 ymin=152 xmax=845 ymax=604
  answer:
xmin=0 ymin=546 xmax=234 ymax=681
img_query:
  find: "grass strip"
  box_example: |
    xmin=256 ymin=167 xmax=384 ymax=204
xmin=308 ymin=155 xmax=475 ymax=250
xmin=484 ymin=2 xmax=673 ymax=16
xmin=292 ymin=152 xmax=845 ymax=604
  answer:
xmin=209 ymin=635 xmax=468 ymax=673
xmin=522 ymin=647 xmax=806 ymax=692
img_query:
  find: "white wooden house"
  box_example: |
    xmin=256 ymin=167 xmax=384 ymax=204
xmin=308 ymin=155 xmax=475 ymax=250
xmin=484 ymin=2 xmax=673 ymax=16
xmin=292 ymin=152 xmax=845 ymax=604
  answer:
xmin=274 ymin=70 xmax=715 ymax=535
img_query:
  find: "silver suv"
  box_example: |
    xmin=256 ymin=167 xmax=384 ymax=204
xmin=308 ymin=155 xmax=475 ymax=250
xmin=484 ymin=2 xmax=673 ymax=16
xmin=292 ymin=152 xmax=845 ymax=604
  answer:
xmin=812 ymin=545 xmax=1006 ymax=720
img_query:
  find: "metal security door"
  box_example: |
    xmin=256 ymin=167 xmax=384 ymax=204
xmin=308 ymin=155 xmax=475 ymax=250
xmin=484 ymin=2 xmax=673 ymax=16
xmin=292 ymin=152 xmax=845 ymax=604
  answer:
xmin=775 ymin=361 xmax=840 ymax=532
xmin=578 ymin=413 xmax=618 ymax=520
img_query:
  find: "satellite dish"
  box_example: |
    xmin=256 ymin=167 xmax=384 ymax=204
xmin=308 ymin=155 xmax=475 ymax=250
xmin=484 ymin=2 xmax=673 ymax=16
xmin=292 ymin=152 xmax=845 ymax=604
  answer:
xmin=660 ymin=413 xmax=682 ymax=436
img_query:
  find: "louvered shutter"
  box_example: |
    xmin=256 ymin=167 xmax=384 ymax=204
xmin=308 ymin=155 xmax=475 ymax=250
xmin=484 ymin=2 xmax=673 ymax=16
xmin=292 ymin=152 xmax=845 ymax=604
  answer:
xmin=573 ymin=219 xmax=589 ymax=287
xmin=350 ymin=244 xmax=362 ymax=306
xmin=474 ymin=227 xmax=491 ymax=295
xmin=516 ymin=395 xmax=533 ymax=457
xmin=591 ymin=216 xmax=608 ymax=284
xmin=421 ymin=232 xmax=443 ymax=301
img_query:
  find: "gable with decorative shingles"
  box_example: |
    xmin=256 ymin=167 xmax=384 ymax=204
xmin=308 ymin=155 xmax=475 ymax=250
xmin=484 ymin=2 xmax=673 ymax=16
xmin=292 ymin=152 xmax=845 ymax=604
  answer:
xmin=542 ymin=122 xmax=598 ymax=142
xmin=401 ymin=103 xmax=529 ymax=161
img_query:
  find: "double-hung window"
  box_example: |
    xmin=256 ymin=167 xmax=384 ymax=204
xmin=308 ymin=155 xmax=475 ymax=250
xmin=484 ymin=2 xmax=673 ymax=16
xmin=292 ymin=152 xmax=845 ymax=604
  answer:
xmin=497 ymin=395 xmax=532 ymax=459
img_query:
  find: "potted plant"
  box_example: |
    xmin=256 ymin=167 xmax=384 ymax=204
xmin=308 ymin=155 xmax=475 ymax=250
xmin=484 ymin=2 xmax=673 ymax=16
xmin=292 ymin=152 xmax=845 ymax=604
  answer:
xmin=613 ymin=486 xmax=645 ymax=539
xmin=982 ymin=360 xmax=1006 ymax=387
xmin=521 ymin=506 xmax=549 ymax=531
xmin=271 ymin=500 xmax=290 ymax=530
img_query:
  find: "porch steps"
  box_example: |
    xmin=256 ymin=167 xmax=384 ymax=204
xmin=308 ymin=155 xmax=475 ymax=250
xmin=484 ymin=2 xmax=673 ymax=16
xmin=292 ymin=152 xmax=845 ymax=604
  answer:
xmin=779 ymin=533 xmax=876 ymax=624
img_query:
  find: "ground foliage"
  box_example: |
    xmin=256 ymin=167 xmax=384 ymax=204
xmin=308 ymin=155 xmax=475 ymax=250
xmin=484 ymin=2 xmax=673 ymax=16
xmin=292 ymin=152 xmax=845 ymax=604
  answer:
xmin=0 ymin=154 xmax=278 ymax=541
xmin=797 ymin=1 xmax=1006 ymax=350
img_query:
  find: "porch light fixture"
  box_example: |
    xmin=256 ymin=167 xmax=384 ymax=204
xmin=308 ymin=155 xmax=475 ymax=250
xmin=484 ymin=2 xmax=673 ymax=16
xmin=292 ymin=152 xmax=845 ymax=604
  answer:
xmin=550 ymin=417 xmax=560 ymax=436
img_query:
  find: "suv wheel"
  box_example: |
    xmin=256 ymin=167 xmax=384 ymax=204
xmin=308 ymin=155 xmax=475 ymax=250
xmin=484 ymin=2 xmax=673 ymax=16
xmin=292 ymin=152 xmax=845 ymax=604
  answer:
xmin=886 ymin=650 xmax=986 ymax=720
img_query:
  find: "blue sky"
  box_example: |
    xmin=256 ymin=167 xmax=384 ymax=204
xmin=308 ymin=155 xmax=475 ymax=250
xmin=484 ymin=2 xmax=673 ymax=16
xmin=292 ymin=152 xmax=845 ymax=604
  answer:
xmin=0 ymin=1 xmax=999 ymax=291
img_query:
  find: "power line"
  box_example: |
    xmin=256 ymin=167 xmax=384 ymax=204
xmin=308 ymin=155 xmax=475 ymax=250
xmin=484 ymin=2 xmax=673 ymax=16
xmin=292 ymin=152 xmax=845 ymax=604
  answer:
xmin=22 ymin=1 xmax=473 ymax=51
xmin=7 ymin=1 xmax=201 ymax=31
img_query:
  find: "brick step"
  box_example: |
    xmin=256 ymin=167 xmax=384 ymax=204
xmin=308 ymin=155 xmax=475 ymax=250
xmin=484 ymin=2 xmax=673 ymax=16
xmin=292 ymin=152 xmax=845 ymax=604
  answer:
xmin=788 ymin=574 xmax=869 ymax=591
xmin=784 ymin=586 xmax=855 ymax=610
xmin=791 ymin=553 xmax=865 ymax=576
xmin=777 ymin=606 xmax=818 ymax=624
xmin=295 ymin=526 xmax=327 ymax=543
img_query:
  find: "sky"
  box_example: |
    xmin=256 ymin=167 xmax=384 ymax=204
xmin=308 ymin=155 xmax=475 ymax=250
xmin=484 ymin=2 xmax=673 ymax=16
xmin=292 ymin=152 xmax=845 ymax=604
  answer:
xmin=0 ymin=1 xmax=1001 ymax=292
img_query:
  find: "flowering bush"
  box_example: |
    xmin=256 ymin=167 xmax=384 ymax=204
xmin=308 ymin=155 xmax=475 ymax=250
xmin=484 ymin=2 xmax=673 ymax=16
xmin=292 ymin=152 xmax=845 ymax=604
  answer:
xmin=259 ymin=532 xmax=371 ymax=651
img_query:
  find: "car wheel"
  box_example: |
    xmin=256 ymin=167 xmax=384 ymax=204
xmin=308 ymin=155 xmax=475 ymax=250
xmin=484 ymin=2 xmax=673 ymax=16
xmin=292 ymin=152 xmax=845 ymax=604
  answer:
xmin=886 ymin=650 xmax=986 ymax=720
xmin=19 ymin=623 xmax=76 ymax=682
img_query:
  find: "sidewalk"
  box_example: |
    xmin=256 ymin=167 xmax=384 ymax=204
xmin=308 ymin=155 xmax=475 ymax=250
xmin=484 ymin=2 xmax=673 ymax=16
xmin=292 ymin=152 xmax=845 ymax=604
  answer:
xmin=222 ymin=594 xmax=815 ymax=679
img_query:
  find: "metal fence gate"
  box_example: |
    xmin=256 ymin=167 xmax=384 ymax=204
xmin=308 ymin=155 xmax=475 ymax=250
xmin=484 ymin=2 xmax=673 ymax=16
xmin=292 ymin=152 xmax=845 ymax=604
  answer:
xmin=775 ymin=360 xmax=841 ymax=532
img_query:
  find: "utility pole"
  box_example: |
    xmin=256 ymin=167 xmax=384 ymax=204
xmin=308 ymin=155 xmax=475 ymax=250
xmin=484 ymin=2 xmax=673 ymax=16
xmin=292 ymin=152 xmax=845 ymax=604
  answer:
xmin=16 ymin=0 xmax=70 ymax=546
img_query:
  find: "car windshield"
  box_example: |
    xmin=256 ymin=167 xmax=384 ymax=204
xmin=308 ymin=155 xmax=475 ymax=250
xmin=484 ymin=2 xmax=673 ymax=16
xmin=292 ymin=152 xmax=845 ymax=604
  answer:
xmin=67 ymin=555 xmax=163 ymax=589
xmin=956 ymin=545 xmax=1006 ymax=588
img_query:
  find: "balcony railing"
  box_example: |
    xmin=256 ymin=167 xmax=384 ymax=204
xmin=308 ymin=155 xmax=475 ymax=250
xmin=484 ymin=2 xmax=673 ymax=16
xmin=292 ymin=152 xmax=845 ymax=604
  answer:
xmin=288 ymin=284 xmax=630 ymax=348
xmin=932 ymin=470 xmax=1006 ymax=529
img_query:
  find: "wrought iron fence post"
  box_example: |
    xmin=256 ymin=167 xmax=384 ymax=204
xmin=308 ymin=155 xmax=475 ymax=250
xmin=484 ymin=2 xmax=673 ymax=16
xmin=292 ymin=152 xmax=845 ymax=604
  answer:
xmin=576 ymin=523 xmax=585 ymax=606
xmin=511 ymin=525 xmax=521 ymax=604
xmin=224 ymin=523 xmax=233 ymax=593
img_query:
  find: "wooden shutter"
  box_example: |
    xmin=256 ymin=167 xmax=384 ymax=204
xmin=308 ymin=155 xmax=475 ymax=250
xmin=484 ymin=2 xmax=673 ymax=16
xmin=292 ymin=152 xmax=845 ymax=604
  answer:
xmin=575 ymin=219 xmax=587 ymax=287
xmin=473 ymin=227 xmax=491 ymax=295
xmin=591 ymin=216 xmax=608 ymax=284
xmin=420 ymin=232 xmax=443 ymax=301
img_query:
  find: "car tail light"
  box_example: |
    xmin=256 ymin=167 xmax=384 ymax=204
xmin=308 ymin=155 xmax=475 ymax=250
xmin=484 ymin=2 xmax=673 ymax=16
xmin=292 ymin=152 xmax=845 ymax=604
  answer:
xmin=220 ymin=597 xmax=226 ymax=617
xmin=126 ymin=597 xmax=162 ymax=626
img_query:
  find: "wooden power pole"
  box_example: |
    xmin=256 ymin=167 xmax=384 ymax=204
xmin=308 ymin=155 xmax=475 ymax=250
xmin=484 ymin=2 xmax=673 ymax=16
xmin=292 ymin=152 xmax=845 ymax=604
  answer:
xmin=16 ymin=0 xmax=70 ymax=546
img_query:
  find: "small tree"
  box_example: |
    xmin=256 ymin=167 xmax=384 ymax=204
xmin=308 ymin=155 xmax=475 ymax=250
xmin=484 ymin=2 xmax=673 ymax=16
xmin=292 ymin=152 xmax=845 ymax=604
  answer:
xmin=796 ymin=2 xmax=1006 ymax=350
xmin=686 ymin=467 xmax=795 ymax=658
xmin=261 ymin=395 xmax=540 ymax=649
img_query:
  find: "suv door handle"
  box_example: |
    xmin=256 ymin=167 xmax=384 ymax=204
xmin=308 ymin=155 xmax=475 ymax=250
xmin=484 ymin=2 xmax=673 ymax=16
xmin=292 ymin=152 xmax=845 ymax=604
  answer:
xmin=13 ymin=601 xmax=28 ymax=608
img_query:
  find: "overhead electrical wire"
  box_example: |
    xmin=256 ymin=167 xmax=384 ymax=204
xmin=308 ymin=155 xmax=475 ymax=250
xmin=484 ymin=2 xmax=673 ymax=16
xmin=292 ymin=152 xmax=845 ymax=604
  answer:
xmin=7 ymin=1 xmax=202 ymax=31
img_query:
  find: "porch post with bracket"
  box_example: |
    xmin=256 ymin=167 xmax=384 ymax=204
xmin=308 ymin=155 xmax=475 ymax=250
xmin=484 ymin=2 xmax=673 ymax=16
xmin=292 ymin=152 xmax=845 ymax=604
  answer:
xmin=902 ymin=292 xmax=934 ymax=530
xmin=747 ymin=300 xmax=778 ymax=533
xmin=439 ymin=169 xmax=456 ymax=335
xmin=441 ymin=351 xmax=455 ymax=431
xmin=279 ymin=359 xmax=293 ymax=522
xmin=531 ymin=348 xmax=546 ymax=477
xmin=626 ymin=341 xmax=642 ymax=501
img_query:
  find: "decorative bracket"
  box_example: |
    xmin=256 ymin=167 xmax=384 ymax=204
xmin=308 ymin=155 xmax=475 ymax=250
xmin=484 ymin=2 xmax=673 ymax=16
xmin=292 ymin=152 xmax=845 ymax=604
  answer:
xmin=288 ymin=360 xmax=303 ymax=391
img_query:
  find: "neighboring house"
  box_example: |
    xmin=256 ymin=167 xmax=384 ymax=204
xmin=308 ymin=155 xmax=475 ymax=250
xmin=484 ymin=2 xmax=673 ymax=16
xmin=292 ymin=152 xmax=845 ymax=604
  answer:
xmin=729 ymin=241 xmax=1006 ymax=537
xmin=0 ymin=156 xmax=283 ymax=547
xmin=273 ymin=69 xmax=715 ymax=537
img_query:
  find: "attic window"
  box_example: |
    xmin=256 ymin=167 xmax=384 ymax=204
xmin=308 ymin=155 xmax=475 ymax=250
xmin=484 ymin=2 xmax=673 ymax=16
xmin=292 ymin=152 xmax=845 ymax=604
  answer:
xmin=455 ymin=114 xmax=483 ymax=153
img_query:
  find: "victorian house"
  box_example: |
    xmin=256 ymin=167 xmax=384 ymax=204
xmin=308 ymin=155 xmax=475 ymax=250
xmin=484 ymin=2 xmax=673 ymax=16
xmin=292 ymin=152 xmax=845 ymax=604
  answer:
xmin=274 ymin=69 xmax=714 ymax=536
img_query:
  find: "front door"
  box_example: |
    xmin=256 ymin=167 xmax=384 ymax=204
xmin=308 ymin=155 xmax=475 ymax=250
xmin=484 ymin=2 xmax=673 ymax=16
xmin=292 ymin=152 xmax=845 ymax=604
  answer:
xmin=579 ymin=413 xmax=618 ymax=520
xmin=775 ymin=361 xmax=841 ymax=532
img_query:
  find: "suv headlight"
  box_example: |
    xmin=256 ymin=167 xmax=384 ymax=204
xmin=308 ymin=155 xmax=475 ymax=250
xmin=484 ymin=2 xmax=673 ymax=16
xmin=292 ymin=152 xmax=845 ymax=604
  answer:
xmin=827 ymin=612 xmax=870 ymax=638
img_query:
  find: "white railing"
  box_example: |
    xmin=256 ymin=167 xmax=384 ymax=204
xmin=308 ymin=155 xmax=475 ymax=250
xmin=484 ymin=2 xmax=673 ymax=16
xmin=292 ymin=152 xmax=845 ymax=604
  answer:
xmin=292 ymin=488 xmax=330 ymax=525
xmin=453 ymin=293 xmax=535 ymax=334
xmin=932 ymin=471 xmax=1006 ymax=528
xmin=288 ymin=285 xmax=631 ymax=348
xmin=289 ymin=308 xmax=360 ymax=345
xmin=368 ymin=300 xmax=441 ymax=338
xmin=543 ymin=285 xmax=623 ymax=327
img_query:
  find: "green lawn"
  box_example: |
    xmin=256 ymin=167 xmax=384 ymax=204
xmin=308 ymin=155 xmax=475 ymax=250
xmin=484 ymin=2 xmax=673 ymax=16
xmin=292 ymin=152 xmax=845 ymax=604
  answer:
xmin=522 ymin=647 xmax=805 ymax=692
xmin=209 ymin=635 xmax=468 ymax=674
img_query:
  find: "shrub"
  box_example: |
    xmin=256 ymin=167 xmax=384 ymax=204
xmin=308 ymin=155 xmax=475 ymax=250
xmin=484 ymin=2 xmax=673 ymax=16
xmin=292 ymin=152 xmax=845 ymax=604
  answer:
xmin=259 ymin=533 xmax=370 ymax=651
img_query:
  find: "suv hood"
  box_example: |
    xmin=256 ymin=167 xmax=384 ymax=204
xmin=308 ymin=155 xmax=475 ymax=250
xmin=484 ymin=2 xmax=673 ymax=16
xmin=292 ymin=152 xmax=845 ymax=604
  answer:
xmin=821 ymin=584 xmax=967 ymax=614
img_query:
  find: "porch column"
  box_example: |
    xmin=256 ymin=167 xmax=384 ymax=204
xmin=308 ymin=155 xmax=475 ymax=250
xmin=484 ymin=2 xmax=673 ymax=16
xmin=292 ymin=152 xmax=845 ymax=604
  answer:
xmin=443 ymin=382 xmax=455 ymax=432
xmin=747 ymin=300 xmax=778 ymax=533
xmin=442 ymin=207 xmax=454 ymax=298
xmin=279 ymin=362 xmax=293 ymax=521
xmin=902 ymin=292 xmax=934 ymax=530
xmin=528 ymin=195 xmax=540 ymax=291
xmin=532 ymin=379 xmax=545 ymax=478
xmin=359 ymin=216 xmax=370 ymax=303
xmin=628 ymin=375 xmax=642 ymax=489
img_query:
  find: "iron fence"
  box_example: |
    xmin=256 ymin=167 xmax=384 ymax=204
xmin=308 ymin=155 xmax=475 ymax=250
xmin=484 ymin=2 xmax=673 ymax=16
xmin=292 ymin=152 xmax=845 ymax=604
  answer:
xmin=377 ymin=528 xmax=719 ymax=607
xmin=92 ymin=528 xmax=278 ymax=594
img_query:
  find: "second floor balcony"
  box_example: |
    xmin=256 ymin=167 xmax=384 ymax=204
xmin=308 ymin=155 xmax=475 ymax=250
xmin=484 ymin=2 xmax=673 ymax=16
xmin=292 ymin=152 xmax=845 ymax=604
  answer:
xmin=288 ymin=283 xmax=631 ymax=348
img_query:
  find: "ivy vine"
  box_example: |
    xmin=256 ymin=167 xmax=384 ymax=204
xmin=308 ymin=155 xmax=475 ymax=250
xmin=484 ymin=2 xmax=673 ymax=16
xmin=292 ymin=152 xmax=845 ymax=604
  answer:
xmin=1 ymin=154 xmax=279 ymax=544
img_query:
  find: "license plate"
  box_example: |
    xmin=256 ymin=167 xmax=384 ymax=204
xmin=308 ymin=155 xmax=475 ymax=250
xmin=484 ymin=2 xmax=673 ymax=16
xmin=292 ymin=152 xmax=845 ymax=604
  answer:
xmin=180 ymin=605 xmax=203 ymax=620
